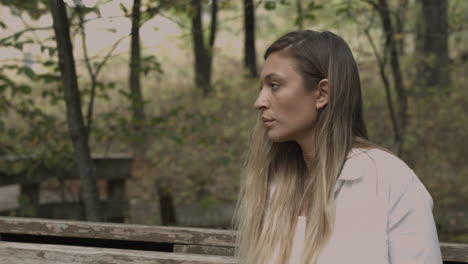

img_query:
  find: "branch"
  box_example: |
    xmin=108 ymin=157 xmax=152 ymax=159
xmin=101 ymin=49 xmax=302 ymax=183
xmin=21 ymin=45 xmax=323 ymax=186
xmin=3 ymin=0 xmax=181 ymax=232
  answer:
xmin=0 ymin=26 xmax=52 ymax=44
xmin=94 ymin=36 xmax=127 ymax=77
xmin=157 ymin=13 xmax=189 ymax=29
xmin=76 ymin=4 xmax=97 ymax=138
xmin=363 ymin=28 xmax=399 ymax=139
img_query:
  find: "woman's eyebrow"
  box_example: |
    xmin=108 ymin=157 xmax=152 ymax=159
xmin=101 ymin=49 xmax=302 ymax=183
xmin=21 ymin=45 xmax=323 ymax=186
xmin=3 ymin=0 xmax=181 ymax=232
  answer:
xmin=261 ymin=73 xmax=284 ymax=81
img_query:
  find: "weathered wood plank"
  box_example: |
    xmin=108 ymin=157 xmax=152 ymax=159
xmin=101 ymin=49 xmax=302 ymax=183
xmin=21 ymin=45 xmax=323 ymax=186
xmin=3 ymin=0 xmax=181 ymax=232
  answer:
xmin=3 ymin=241 xmax=466 ymax=263
xmin=440 ymin=242 xmax=468 ymax=263
xmin=1 ymin=217 xmax=467 ymax=262
xmin=0 ymin=217 xmax=236 ymax=247
xmin=0 ymin=242 xmax=237 ymax=264
xmin=174 ymin=245 xmax=235 ymax=256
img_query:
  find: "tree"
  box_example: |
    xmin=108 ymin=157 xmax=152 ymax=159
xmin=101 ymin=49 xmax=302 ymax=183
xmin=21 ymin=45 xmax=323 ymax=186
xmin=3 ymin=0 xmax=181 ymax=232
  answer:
xmin=129 ymin=0 xmax=145 ymax=124
xmin=191 ymin=0 xmax=218 ymax=95
xmin=415 ymin=0 xmax=450 ymax=96
xmin=296 ymin=0 xmax=304 ymax=30
xmin=243 ymin=0 xmax=257 ymax=78
xmin=363 ymin=0 xmax=408 ymax=157
xmin=49 ymin=0 xmax=101 ymax=221
xmin=127 ymin=0 xmax=177 ymax=226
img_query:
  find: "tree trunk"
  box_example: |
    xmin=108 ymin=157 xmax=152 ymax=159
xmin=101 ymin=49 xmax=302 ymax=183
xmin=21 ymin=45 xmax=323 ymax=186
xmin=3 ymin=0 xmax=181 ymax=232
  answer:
xmin=243 ymin=0 xmax=257 ymax=78
xmin=394 ymin=0 xmax=408 ymax=55
xmin=156 ymin=182 xmax=177 ymax=226
xmin=296 ymin=0 xmax=304 ymax=30
xmin=130 ymin=0 xmax=145 ymax=123
xmin=191 ymin=0 xmax=209 ymax=94
xmin=191 ymin=0 xmax=217 ymax=95
xmin=129 ymin=0 xmax=177 ymax=226
xmin=207 ymin=0 xmax=217 ymax=84
xmin=367 ymin=0 xmax=408 ymax=157
xmin=49 ymin=0 xmax=101 ymax=221
xmin=416 ymin=0 xmax=450 ymax=95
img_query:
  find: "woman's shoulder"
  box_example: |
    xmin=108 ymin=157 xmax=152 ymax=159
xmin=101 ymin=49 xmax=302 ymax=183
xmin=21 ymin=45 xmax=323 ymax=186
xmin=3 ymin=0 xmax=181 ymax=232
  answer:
xmin=340 ymin=147 xmax=414 ymax=186
xmin=361 ymin=147 xmax=416 ymax=180
xmin=357 ymin=147 xmax=427 ymax=201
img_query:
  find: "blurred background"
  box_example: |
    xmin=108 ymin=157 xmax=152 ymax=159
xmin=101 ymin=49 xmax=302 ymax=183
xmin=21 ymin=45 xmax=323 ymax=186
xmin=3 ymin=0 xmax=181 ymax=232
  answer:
xmin=0 ymin=0 xmax=466 ymax=244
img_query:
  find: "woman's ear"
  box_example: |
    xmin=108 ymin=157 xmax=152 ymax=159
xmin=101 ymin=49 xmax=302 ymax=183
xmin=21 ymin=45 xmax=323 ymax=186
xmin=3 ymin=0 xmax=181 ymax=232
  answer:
xmin=315 ymin=78 xmax=329 ymax=110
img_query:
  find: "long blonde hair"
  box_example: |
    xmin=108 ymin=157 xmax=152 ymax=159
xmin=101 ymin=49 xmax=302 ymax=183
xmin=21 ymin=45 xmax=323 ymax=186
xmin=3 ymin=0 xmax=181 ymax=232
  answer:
xmin=233 ymin=30 xmax=388 ymax=264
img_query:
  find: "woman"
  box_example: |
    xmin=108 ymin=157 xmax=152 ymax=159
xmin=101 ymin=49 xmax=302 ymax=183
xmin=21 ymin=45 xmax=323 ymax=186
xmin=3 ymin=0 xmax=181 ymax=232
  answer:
xmin=233 ymin=30 xmax=442 ymax=264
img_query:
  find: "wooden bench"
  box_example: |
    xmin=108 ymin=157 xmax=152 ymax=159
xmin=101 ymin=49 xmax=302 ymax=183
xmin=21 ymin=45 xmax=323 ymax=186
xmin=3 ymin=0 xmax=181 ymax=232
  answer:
xmin=0 ymin=216 xmax=236 ymax=263
xmin=0 ymin=154 xmax=132 ymax=222
xmin=0 ymin=217 xmax=468 ymax=263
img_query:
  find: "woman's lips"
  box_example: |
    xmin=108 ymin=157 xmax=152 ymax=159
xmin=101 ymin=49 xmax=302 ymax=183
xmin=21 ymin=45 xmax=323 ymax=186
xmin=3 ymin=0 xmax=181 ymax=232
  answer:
xmin=263 ymin=120 xmax=275 ymax=128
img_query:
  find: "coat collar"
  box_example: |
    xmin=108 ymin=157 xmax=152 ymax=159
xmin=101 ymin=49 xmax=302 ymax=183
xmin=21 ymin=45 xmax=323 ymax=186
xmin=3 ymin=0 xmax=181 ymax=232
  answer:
xmin=334 ymin=148 xmax=369 ymax=193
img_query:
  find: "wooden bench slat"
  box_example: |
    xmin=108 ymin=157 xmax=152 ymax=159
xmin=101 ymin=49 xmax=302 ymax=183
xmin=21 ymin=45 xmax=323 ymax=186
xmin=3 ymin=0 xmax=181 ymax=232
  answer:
xmin=0 ymin=217 xmax=236 ymax=247
xmin=2 ymin=217 xmax=468 ymax=263
xmin=174 ymin=245 xmax=235 ymax=256
xmin=440 ymin=242 xmax=468 ymax=263
xmin=0 ymin=242 xmax=237 ymax=264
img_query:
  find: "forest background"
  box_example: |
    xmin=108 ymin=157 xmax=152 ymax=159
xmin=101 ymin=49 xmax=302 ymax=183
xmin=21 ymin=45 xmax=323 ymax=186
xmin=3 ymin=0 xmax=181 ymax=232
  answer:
xmin=0 ymin=0 xmax=467 ymax=243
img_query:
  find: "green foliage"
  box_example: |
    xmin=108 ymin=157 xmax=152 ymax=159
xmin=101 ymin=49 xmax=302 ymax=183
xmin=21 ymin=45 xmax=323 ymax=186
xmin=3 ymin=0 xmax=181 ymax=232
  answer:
xmin=264 ymin=1 xmax=277 ymax=10
xmin=141 ymin=55 xmax=163 ymax=76
xmin=119 ymin=3 xmax=129 ymax=16
xmin=294 ymin=1 xmax=324 ymax=24
xmin=199 ymin=194 xmax=218 ymax=209
xmin=16 ymin=194 xmax=37 ymax=217
xmin=449 ymin=233 xmax=468 ymax=243
xmin=0 ymin=0 xmax=48 ymax=20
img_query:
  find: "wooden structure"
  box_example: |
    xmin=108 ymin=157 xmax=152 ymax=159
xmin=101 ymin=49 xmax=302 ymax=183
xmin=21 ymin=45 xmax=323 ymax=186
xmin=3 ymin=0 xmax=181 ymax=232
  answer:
xmin=0 ymin=216 xmax=236 ymax=263
xmin=0 ymin=154 xmax=132 ymax=222
xmin=0 ymin=217 xmax=467 ymax=263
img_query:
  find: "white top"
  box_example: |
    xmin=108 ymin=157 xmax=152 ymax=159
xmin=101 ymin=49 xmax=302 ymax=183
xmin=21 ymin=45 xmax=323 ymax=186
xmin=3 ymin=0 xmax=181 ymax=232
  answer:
xmin=267 ymin=148 xmax=443 ymax=264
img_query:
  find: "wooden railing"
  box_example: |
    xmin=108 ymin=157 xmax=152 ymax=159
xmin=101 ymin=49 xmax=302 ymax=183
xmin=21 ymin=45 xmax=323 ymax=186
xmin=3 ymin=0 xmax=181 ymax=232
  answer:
xmin=0 ymin=154 xmax=132 ymax=222
xmin=0 ymin=217 xmax=467 ymax=263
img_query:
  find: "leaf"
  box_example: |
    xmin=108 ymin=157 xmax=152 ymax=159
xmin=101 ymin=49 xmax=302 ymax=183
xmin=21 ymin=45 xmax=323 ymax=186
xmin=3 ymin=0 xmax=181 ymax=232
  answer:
xmin=18 ymin=85 xmax=32 ymax=94
xmin=304 ymin=13 xmax=316 ymax=21
xmin=264 ymin=1 xmax=276 ymax=10
xmin=93 ymin=6 xmax=102 ymax=17
xmin=13 ymin=32 xmax=22 ymax=41
xmin=119 ymin=3 xmax=128 ymax=15
xmin=307 ymin=1 xmax=323 ymax=11
xmin=0 ymin=21 xmax=6 ymax=29
xmin=41 ymin=90 xmax=49 ymax=98
xmin=48 ymin=47 xmax=56 ymax=57
xmin=117 ymin=89 xmax=130 ymax=98
xmin=43 ymin=60 xmax=56 ymax=67
xmin=22 ymin=66 xmax=35 ymax=80
xmin=105 ymin=28 xmax=117 ymax=33
xmin=36 ymin=73 xmax=60 ymax=83
xmin=108 ymin=81 xmax=116 ymax=89
xmin=13 ymin=42 xmax=23 ymax=50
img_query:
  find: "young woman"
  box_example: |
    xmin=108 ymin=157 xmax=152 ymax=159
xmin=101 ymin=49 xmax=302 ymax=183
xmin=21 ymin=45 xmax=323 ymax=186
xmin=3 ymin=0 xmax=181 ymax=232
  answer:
xmin=233 ymin=30 xmax=443 ymax=264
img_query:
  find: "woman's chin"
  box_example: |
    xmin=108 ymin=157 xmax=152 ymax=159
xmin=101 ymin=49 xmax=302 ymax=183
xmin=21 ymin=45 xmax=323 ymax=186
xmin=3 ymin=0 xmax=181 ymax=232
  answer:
xmin=267 ymin=131 xmax=288 ymax=142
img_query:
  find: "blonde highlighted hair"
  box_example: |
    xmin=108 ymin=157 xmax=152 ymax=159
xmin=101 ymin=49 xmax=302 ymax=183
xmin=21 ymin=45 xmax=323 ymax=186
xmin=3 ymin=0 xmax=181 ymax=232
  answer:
xmin=233 ymin=30 xmax=389 ymax=264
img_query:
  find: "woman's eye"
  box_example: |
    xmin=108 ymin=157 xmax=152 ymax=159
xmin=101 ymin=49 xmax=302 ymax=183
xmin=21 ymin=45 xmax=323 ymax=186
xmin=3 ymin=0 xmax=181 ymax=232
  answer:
xmin=271 ymin=83 xmax=280 ymax=90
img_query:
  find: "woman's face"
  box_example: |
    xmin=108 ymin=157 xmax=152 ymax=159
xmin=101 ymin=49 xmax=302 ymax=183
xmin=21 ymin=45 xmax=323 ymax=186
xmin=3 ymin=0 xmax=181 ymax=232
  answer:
xmin=254 ymin=51 xmax=327 ymax=143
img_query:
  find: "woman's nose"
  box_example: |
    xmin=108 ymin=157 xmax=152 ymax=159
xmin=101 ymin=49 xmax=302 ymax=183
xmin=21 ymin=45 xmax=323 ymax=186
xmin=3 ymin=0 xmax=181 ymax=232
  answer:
xmin=254 ymin=92 xmax=269 ymax=110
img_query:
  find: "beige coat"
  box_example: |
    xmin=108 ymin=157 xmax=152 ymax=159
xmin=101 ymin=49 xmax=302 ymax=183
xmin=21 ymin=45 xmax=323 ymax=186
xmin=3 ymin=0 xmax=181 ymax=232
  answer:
xmin=267 ymin=148 xmax=443 ymax=264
